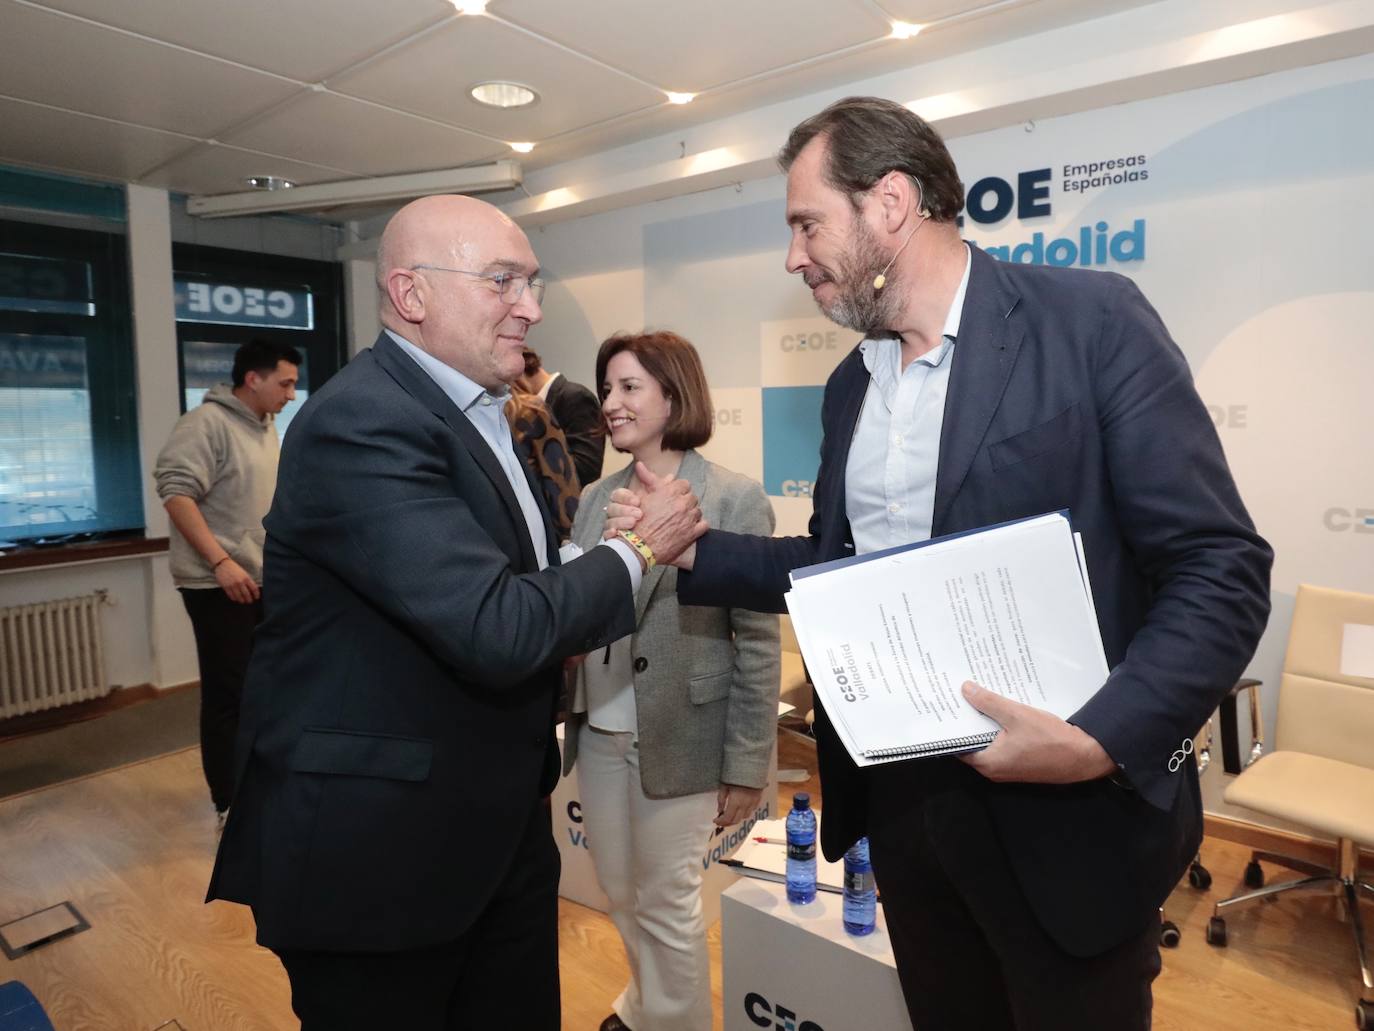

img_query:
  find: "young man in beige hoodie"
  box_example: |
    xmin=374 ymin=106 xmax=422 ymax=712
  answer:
xmin=154 ymin=339 xmax=300 ymax=831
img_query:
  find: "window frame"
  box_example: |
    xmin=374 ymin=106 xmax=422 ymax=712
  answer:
xmin=0 ymin=218 xmax=141 ymax=546
xmin=171 ymin=243 xmax=345 ymax=415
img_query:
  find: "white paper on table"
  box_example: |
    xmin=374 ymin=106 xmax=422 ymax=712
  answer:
xmin=723 ymin=817 xmax=845 ymax=892
xmin=1340 ymin=623 xmax=1374 ymax=679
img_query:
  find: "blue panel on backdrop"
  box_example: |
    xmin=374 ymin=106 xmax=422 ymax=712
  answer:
xmin=762 ymin=386 xmax=824 ymax=497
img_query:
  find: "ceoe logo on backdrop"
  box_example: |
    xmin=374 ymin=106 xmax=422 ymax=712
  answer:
xmin=961 ymin=157 xmax=1149 ymax=269
xmin=762 ymin=385 xmax=825 ymax=499
xmin=1208 ymin=404 xmax=1248 ymax=429
xmin=759 ymin=318 xmax=846 ymax=498
xmin=1324 ymin=508 xmax=1374 ymax=533
xmin=744 ymin=992 xmax=824 ymax=1031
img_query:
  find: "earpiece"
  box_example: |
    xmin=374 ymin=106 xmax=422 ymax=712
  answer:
xmin=872 ymin=175 xmax=931 ymax=291
xmin=873 ymin=214 xmax=928 ymax=291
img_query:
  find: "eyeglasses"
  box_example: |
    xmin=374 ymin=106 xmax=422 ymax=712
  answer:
xmin=410 ymin=264 xmax=545 ymax=305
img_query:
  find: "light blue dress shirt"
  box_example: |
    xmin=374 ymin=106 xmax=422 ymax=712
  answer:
xmin=845 ymin=245 xmax=972 ymax=556
xmin=386 ymin=330 xmax=550 ymax=569
xmin=383 ymin=331 xmax=642 ymax=588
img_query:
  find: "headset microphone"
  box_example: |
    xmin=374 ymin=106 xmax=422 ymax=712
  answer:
xmin=873 ymin=214 xmax=928 ymax=291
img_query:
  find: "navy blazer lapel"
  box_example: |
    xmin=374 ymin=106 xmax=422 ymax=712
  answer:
xmin=932 ymin=248 xmax=1024 ymax=532
xmin=820 ymin=349 xmax=869 ymax=547
xmin=371 ymin=333 xmax=540 ymax=570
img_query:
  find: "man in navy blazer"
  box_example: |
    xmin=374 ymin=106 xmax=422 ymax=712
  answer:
xmin=614 ymin=98 xmax=1271 ymax=1029
xmin=207 ymin=195 xmax=703 ymax=1030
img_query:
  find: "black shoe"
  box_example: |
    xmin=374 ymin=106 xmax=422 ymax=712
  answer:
xmin=599 ymin=1015 xmax=632 ymax=1031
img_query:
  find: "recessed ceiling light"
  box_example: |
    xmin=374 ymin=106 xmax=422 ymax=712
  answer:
xmin=450 ymin=0 xmax=488 ymax=13
xmin=245 ymin=176 xmax=295 ymax=191
xmin=470 ymin=81 xmax=539 ymax=108
xmin=509 ymin=141 xmax=535 ymax=154
xmin=666 ymin=92 xmax=696 ymax=105
xmin=891 ymin=21 xmax=923 ymax=39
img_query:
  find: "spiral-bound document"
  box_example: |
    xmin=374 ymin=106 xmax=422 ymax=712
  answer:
xmin=784 ymin=512 xmax=1109 ymax=767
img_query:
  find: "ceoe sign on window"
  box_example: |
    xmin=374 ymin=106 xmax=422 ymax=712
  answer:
xmin=174 ymin=278 xmax=313 ymax=330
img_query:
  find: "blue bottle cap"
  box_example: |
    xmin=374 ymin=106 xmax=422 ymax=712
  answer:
xmin=792 ymin=792 xmax=811 ymax=809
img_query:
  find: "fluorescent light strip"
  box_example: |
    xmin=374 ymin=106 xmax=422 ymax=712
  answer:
xmin=188 ymin=162 xmax=523 ymax=218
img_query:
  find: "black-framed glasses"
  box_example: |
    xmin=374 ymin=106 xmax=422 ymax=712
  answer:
xmin=410 ymin=264 xmax=545 ymax=305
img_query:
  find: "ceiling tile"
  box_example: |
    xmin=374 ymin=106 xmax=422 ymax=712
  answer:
xmin=32 ymin=0 xmax=457 ymax=82
xmin=0 ymin=0 xmax=1168 ymax=200
xmin=139 ymin=144 xmax=364 ymax=196
xmin=0 ymin=96 xmax=196 ymax=182
xmin=881 ymin=0 xmax=1153 ymax=31
xmin=0 ymin=1 xmax=302 ymax=136
xmin=330 ymin=16 xmax=665 ymax=140
xmin=493 ymin=0 xmax=891 ymax=94
xmin=222 ymin=91 xmax=508 ymax=177
xmin=879 ymin=0 xmax=1007 ymax=23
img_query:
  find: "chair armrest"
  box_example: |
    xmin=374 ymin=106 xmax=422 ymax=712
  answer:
xmin=1220 ymin=678 xmax=1264 ymax=774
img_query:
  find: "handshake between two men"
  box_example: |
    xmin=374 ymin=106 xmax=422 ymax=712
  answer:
xmin=605 ymin=461 xmax=705 ymax=572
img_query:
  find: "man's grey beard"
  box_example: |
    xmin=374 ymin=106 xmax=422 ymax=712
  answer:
xmin=815 ymin=221 xmax=902 ymax=336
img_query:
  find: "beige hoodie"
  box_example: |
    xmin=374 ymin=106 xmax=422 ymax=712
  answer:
xmin=153 ymin=383 xmax=279 ymax=588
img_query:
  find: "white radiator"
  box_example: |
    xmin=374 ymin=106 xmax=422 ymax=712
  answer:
xmin=0 ymin=590 xmax=111 ymax=719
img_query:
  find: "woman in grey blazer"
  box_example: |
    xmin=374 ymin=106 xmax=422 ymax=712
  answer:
xmin=564 ymin=330 xmax=780 ymax=1031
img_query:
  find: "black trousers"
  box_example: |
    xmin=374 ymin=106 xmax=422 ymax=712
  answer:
xmin=868 ymin=765 xmax=1161 ymax=1031
xmin=272 ymin=800 xmax=562 ymax=1031
xmin=179 ymin=587 xmax=262 ymax=813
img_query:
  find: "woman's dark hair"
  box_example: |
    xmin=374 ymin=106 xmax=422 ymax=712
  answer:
xmin=594 ymin=330 xmax=713 ymax=452
xmin=778 ymin=96 xmax=965 ymax=222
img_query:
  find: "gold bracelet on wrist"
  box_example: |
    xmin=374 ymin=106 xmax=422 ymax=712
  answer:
xmin=616 ymin=529 xmax=655 ymax=570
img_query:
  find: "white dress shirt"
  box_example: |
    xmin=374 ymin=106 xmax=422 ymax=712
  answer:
xmin=584 ymin=634 xmax=637 ymax=733
xmin=845 ymin=245 xmax=972 ymax=555
xmin=536 ymin=370 xmax=560 ymax=402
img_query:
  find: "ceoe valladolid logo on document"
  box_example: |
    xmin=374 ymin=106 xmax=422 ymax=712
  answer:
xmin=826 ymin=643 xmax=869 ymax=703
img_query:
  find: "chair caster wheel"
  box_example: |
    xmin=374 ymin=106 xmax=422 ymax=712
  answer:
xmin=1160 ymin=919 xmax=1181 ymax=948
xmin=1188 ymin=863 xmax=1212 ymax=890
xmin=1244 ymin=860 xmax=1264 ymax=888
xmin=1356 ymin=999 xmax=1373 ymax=1030
xmin=1205 ymin=916 xmax=1227 ymax=946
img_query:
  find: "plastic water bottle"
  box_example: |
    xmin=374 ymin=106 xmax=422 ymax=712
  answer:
xmin=843 ymin=837 xmax=877 ymax=935
xmin=785 ymin=792 xmax=817 ymax=904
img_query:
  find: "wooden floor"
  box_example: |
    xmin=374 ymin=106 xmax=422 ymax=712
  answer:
xmin=0 ymin=733 xmax=1364 ymax=1030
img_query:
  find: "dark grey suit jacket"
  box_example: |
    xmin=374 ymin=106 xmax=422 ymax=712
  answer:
xmin=207 ymin=332 xmax=635 ymax=953
xmin=546 ymin=373 xmax=605 ymax=488
xmin=679 ymin=246 xmax=1272 ymax=956
xmin=562 ymin=450 xmax=780 ymax=797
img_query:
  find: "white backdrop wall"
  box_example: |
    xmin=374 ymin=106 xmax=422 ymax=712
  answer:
xmin=527 ymin=53 xmax=1374 ymax=825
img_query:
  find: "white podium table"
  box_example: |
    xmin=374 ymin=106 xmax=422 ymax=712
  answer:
xmin=721 ymin=877 xmax=913 ymax=1031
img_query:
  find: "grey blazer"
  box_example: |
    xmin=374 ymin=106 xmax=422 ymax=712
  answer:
xmin=562 ymin=449 xmax=780 ymax=797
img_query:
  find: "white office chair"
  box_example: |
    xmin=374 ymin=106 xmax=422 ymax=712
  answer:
xmin=1205 ymin=585 xmax=1374 ymax=1030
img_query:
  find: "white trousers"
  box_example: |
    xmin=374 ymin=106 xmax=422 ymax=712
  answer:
xmin=576 ymin=725 xmax=719 ymax=1031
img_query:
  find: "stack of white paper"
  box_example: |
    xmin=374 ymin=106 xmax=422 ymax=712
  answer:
xmin=784 ymin=512 xmax=1109 ymax=767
